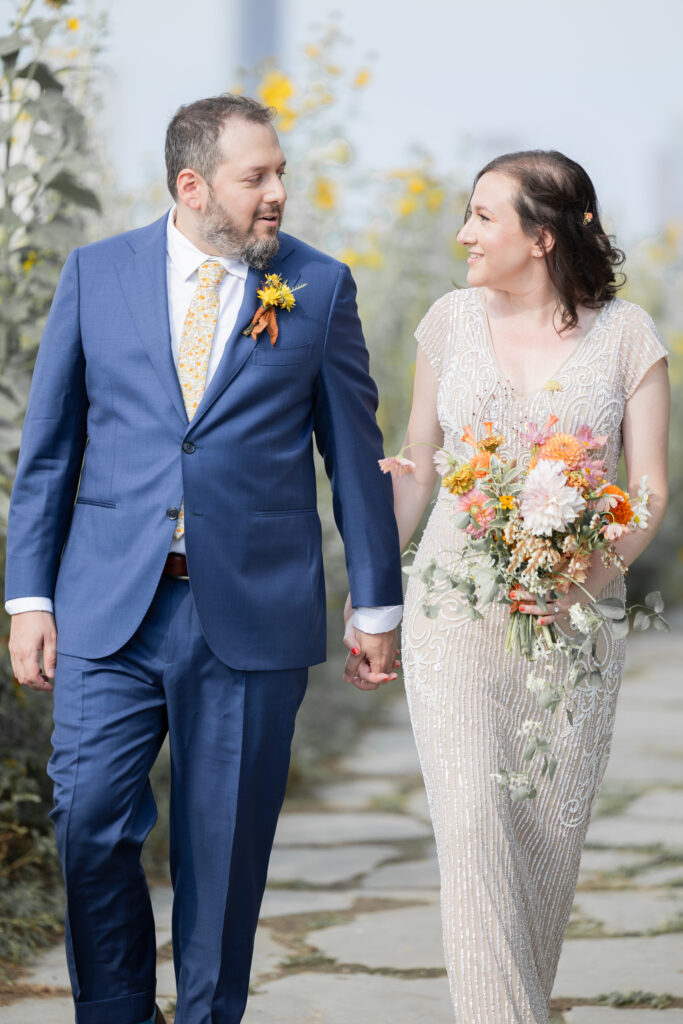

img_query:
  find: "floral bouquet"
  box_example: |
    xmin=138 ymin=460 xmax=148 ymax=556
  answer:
xmin=380 ymin=418 xmax=668 ymax=800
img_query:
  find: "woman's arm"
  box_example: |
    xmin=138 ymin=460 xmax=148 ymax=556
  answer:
xmin=521 ymin=357 xmax=670 ymax=624
xmin=392 ymin=346 xmax=444 ymax=550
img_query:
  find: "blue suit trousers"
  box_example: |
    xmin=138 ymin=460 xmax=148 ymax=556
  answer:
xmin=48 ymin=576 xmax=307 ymax=1024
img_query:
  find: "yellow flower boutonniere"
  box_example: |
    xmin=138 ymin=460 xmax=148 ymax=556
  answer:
xmin=243 ymin=273 xmax=307 ymax=347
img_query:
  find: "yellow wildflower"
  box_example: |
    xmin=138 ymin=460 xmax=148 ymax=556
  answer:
xmin=257 ymin=285 xmax=280 ymax=307
xmin=353 ymin=69 xmax=372 ymax=88
xmin=325 ymin=63 xmax=341 ymax=76
xmin=22 ymin=251 xmax=38 ymax=273
xmin=499 ymin=494 xmax=515 ymax=510
xmin=543 ymin=379 xmax=563 ymax=392
xmin=360 ymin=248 xmax=384 ymax=270
xmin=305 ymin=44 xmax=320 ymax=58
xmin=443 ymin=464 xmax=476 ymax=496
xmin=398 ymin=196 xmax=418 ymax=217
xmin=279 ymin=285 xmax=295 ymax=310
xmin=339 ymin=248 xmax=359 ymax=269
xmin=407 ymin=175 xmax=427 ymax=195
xmin=258 ymin=70 xmax=296 ymax=119
xmin=312 ymin=176 xmax=337 ymax=211
xmin=426 ymin=187 xmax=445 ymax=211
xmin=67 ymin=17 xmax=80 ymax=31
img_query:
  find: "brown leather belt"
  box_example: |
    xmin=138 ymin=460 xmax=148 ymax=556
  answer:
xmin=163 ymin=553 xmax=189 ymax=580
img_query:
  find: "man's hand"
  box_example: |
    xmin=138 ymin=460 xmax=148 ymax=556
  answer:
xmin=9 ymin=611 xmax=57 ymax=691
xmin=343 ymin=621 xmax=399 ymax=693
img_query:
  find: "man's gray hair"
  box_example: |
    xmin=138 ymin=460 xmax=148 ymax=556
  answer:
xmin=165 ymin=94 xmax=275 ymax=199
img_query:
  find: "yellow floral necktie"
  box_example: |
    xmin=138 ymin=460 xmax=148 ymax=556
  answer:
xmin=174 ymin=260 xmax=226 ymax=539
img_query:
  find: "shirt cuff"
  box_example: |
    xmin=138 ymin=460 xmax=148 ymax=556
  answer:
xmin=353 ymin=605 xmax=403 ymax=634
xmin=5 ymin=597 xmax=55 ymax=615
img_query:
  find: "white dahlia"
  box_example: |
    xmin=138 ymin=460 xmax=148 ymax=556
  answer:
xmin=520 ymin=459 xmax=586 ymax=536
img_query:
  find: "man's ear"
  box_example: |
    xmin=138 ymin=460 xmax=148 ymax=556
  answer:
xmin=533 ymin=227 xmax=555 ymax=258
xmin=176 ymin=168 xmax=206 ymax=212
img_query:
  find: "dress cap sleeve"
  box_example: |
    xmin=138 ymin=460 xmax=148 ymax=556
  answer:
xmin=415 ymin=291 xmax=455 ymax=382
xmin=622 ymin=303 xmax=669 ymax=401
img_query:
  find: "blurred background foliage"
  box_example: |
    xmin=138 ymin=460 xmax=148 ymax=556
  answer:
xmin=0 ymin=2 xmax=680 ymax=964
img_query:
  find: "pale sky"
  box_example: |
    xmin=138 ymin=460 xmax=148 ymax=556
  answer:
xmin=4 ymin=0 xmax=683 ymax=243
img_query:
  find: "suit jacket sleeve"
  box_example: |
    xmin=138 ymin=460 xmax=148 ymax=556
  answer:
xmin=313 ymin=263 xmax=403 ymax=608
xmin=5 ymin=249 xmax=88 ymax=601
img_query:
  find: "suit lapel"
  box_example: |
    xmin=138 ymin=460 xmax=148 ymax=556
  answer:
xmin=192 ymin=238 xmax=298 ymax=427
xmin=116 ymin=216 xmax=188 ymax=426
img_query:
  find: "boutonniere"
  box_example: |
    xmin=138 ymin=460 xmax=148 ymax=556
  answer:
xmin=243 ymin=273 xmax=307 ymax=347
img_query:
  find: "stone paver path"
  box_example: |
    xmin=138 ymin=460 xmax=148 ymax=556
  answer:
xmin=2 ymin=622 xmax=682 ymax=1022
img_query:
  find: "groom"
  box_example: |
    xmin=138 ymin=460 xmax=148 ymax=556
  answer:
xmin=5 ymin=94 xmax=402 ymax=1023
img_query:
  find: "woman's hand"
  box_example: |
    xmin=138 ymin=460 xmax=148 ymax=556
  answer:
xmin=513 ymin=587 xmax=583 ymax=627
xmin=342 ymin=593 xmax=401 ymax=691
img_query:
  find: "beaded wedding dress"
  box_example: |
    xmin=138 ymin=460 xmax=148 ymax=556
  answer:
xmin=402 ymin=287 xmax=667 ymax=1023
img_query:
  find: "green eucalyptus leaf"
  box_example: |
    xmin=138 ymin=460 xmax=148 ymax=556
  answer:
xmin=16 ymin=60 xmax=64 ymax=93
xmin=633 ymin=609 xmax=652 ymax=631
xmin=548 ymin=757 xmax=558 ymax=781
xmin=453 ymin=511 xmax=471 ymax=529
xmin=652 ymin=616 xmax=670 ymax=632
xmin=589 ymin=670 xmax=603 ymax=688
xmin=423 ymin=602 xmax=441 ymax=620
xmin=523 ymin=740 xmax=537 ymax=761
xmin=0 ymin=33 xmax=28 ymax=59
xmin=566 ymin=708 xmax=574 ymax=726
xmin=3 ymin=163 xmax=33 ymax=186
xmin=645 ymin=591 xmax=664 ymax=614
xmin=594 ymin=597 xmax=627 ymax=620
xmin=30 ymin=18 xmax=58 ymax=43
xmin=609 ymin=617 xmax=630 ymax=640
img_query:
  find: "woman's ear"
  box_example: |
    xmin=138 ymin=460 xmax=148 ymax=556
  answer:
xmin=533 ymin=227 xmax=556 ymax=257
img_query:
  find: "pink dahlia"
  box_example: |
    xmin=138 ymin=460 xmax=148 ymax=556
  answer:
xmin=520 ymin=460 xmax=586 ymax=536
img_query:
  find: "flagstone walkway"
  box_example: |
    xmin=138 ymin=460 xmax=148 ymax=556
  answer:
xmin=2 ymin=620 xmax=682 ymax=1023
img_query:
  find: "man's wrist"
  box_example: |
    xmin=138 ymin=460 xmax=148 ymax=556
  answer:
xmin=353 ymin=605 xmax=402 ymax=634
xmin=5 ymin=597 xmax=54 ymax=616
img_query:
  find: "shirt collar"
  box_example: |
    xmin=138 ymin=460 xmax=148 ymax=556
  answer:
xmin=166 ymin=208 xmax=249 ymax=282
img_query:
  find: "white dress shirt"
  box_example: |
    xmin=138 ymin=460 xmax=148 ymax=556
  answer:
xmin=6 ymin=211 xmax=402 ymax=634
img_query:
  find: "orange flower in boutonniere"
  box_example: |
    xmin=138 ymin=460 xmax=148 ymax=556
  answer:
xmin=243 ymin=273 xmax=307 ymax=346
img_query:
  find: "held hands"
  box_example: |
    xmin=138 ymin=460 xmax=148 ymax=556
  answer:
xmin=8 ymin=611 xmax=57 ymax=692
xmin=342 ymin=594 xmax=400 ymax=691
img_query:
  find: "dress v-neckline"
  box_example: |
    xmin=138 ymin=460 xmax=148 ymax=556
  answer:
xmin=478 ymin=289 xmax=611 ymax=400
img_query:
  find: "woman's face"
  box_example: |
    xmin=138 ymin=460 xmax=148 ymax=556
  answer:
xmin=457 ymin=171 xmax=542 ymax=290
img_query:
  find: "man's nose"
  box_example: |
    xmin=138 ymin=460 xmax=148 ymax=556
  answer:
xmin=264 ymin=175 xmax=287 ymax=205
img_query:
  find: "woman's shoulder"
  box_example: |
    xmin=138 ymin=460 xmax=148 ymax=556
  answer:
xmin=417 ymin=286 xmax=480 ymax=331
xmin=601 ymin=296 xmax=662 ymax=336
xmin=600 ymin=297 xmax=669 ymax=398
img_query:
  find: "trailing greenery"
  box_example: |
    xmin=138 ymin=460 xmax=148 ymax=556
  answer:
xmin=0 ymin=0 xmax=103 ymax=962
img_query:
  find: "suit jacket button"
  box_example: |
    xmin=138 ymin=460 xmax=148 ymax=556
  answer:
xmin=166 ymin=507 xmax=179 ymax=520
xmin=182 ymin=441 xmax=196 ymax=454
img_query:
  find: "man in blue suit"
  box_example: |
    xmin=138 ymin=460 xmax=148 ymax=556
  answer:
xmin=6 ymin=95 xmax=402 ymax=1024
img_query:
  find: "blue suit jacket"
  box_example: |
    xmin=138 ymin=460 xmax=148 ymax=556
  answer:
xmin=5 ymin=214 xmax=403 ymax=668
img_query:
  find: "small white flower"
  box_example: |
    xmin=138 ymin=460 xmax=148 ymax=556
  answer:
xmin=517 ymin=719 xmax=545 ymax=737
xmin=432 ymin=449 xmax=455 ymax=476
xmin=525 ymin=674 xmax=547 ymax=693
xmin=569 ymin=602 xmax=592 ymax=632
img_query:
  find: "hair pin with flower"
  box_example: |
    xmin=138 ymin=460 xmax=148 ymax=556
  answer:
xmin=582 ymin=211 xmax=594 ymax=226
xmin=243 ymin=273 xmax=307 ymax=346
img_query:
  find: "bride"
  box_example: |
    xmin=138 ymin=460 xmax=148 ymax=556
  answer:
xmin=346 ymin=150 xmax=669 ymax=1022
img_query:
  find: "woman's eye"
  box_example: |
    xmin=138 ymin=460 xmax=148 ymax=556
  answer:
xmin=479 ymin=213 xmax=490 ymax=222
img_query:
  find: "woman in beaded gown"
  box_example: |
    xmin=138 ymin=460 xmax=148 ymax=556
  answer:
xmin=347 ymin=152 xmax=670 ymax=1023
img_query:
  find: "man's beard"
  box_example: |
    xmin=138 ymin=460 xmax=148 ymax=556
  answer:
xmin=200 ymin=190 xmax=281 ymax=270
